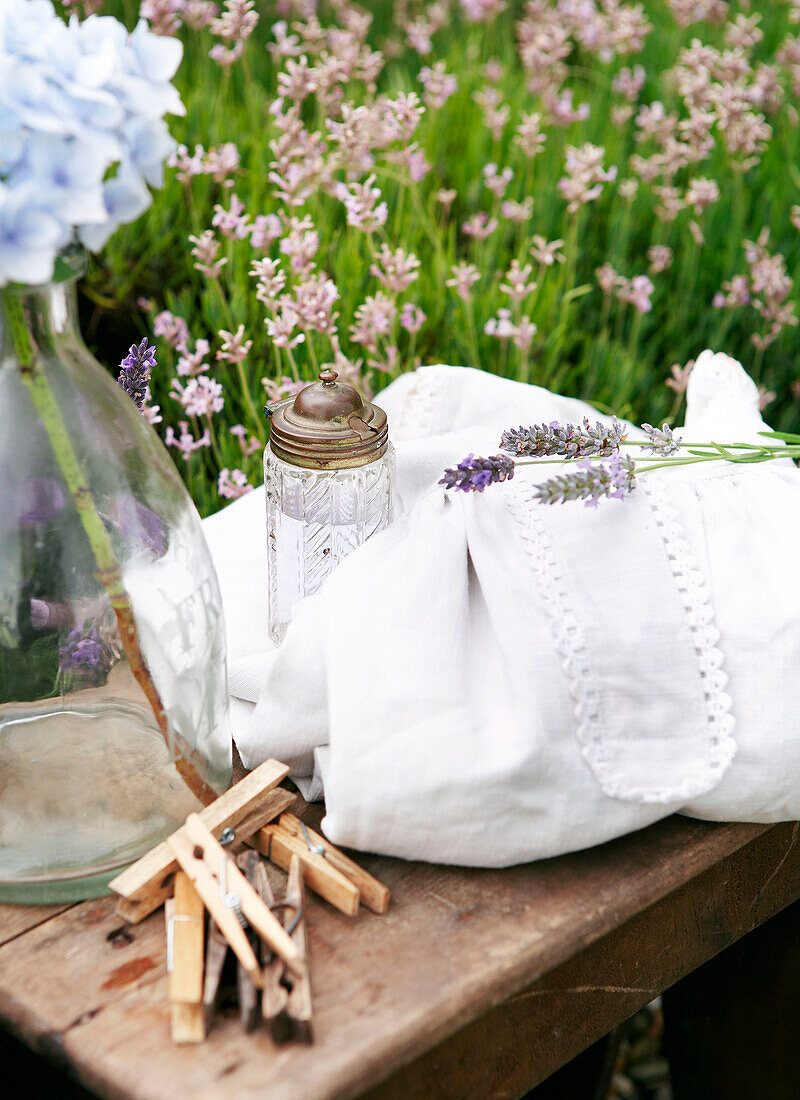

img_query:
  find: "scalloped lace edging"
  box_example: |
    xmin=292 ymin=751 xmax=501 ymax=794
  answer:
xmin=390 ymin=366 xmax=444 ymax=442
xmin=641 ymin=479 xmax=737 ymax=790
xmin=507 ymin=478 xmax=736 ymax=805
xmin=505 ymin=481 xmax=614 ymax=797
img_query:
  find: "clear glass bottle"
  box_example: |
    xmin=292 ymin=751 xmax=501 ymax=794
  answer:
xmin=265 ymin=369 xmax=395 ymax=645
xmin=0 ymin=247 xmax=231 ymax=903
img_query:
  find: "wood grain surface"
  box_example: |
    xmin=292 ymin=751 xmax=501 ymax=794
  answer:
xmin=0 ymin=813 xmax=797 ymax=1100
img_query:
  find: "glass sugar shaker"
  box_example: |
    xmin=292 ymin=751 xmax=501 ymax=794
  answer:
xmin=265 ymin=368 xmax=395 ymax=645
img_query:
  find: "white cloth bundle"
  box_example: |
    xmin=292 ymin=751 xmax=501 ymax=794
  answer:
xmin=202 ymin=352 xmax=800 ymax=867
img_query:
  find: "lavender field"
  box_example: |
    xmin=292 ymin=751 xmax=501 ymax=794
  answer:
xmin=83 ymin=0 xmax=800 ymax=514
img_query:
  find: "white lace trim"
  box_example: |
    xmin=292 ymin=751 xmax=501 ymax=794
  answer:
xmin=507 ymin=477 xmax=736 ymax=804
xmin=390 ymin=365 xmax=443 ymax=443
xmin=642 ymin=479 xmax=737 ymax=785
xmin=506 ymin=480 xmax=614 ymax=796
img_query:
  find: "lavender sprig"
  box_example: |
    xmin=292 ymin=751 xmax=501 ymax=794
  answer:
xmin=533 ymin=454 xmax=637 ymax=508
xmin=641 ymin=422 xmax=681 ymax=456
xmin=117 ymin=339 xmax=157 ymax=410
xmin=442 ymin=416 xmax=800 ymax=509
xmin=439 ymin=453 xmax=515 ymax=493
xmin=500 ymin=417 xmax=625 ymax=459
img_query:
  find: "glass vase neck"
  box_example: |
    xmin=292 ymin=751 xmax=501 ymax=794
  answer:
xmin=0 ymin=248 xmax=87 ymax=362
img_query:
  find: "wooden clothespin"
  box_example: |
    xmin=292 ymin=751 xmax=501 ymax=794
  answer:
xmin=262 ymin=853 xmax=313 ymax=1044
xmin=277 ymin=814 xmax=390 ymax=915
xmin=201 ymin=851 xmax=288 ymax=1035
xmin=283 ymin=855 xmax=313 ymax=1043
xmin=168 ymin=813 xmax=306 ymax=987
xmin=257 ymin=813 xmax=390 ymax=917
xmin=110 ymin=758 xmax=296 ymax=924
xmin=202 ymin=914 xmax=230 ymax=1030
xmin=235 ymin=850 xmax=265 ymax=1032
xmin=165 ymin=872 xmax=205 ymax=1044
xmin=257 ymin=863 xmax=291 ymax=1042
xmin=257 ymin=819 xmax=359 ymax=917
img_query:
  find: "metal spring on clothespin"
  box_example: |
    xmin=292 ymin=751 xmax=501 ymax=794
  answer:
xmin=217 ymin=825 xmax=247 ymax=927
xmin=300 ymin=820 xmax=326 ymax=858
xmin=219 ymin=856 xmax=247 ymax=927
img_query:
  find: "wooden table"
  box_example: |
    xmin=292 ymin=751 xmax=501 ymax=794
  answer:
xmin=1 ymin=810 xmax=799 ymax=1100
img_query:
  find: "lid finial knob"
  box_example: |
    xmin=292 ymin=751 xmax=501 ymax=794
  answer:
xmin=319 ymin=368 xmax=338 ymax=386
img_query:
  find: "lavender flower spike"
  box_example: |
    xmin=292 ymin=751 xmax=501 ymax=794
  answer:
xmin=117 ymin=338 xmax=157 ymax=411
xmin=641 ymin=423 xmax=681 ymax=457
xmin=501 ymin=417 xmax=624 ymax=459
xmin=440 ymin=453 xmax=515 ymax=493
xmin=534 ymin=454 xmax=637 ymax=508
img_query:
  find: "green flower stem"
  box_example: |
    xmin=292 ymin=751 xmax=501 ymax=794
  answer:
xmin=205 ymin=413 xmax=224 ymax=467
xmin=511 ymin=445 xmax=800 ymax=477
xmin=285 ymin=345 xmax=300 ymax=384
xmin=235 ymin=356 xmax=264 ymax=443
xmin=463 ymin=296 xmax=481 ymax=369
xmin=616 ymin=440 xmax=788 ymax=452
xmin=4 ymin=289 xmax=215 ymax=806
xmin=305 ymin=331 xmax=319 ymax=375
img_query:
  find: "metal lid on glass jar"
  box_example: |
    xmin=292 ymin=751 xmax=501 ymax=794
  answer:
xmin=267 ymin=369 xmax=389 ymax=470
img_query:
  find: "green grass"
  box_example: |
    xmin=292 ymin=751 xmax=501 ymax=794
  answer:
xmin=88 ymin=1 xmax=800 ymax=516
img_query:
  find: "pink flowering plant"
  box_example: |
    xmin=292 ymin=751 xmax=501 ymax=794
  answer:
xmin=80 ymin=0 xmax=800 ymax=515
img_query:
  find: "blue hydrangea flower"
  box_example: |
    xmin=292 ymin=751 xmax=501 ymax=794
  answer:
xmin=0 ymin=1 xmax=184 ymax=287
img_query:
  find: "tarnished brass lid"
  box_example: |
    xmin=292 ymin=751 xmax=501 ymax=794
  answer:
xmin=267 ymin=368 xmax=389 ymax=469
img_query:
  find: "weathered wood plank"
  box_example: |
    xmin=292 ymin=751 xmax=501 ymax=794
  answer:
xmin=364 ymin=821 xmax=800 ymax=1099
xmin=0 ymin=816 xmax=787 ymax=1100
xmin=0 ymin=903 xmax=74 ymax=949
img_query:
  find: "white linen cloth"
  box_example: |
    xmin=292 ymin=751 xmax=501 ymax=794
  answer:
xmin=202 ymin=351 xmax=800 ymax=866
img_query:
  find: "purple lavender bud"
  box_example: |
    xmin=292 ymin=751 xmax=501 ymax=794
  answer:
xmin=117 ymin=338 xmax=157 ymax=410
xmin=641 ymin=423 xmax=681 ymax=457
xmin=501 ymin=417 xmax=625 ymax=459
xmin=440 ymin=453 xmax=516 ymax=493
xmin=59 ymin=623 xmax=112 ymax=673
xmin=533 ymin=454 xmax=636 ymax=508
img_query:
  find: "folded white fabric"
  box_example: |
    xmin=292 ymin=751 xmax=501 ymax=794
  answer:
xmin=202 ymin=352 xmax=800 ymax=866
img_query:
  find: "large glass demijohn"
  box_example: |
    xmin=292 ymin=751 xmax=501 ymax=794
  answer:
xmin=0 ymin=249 xmax=231 ymax=903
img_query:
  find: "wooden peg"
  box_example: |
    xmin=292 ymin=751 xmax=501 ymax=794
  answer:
xmin=277 ymin=814 xmax=390 ymax=915
xmin=235 ymin=850 xmax=263 ymax=1032
xmin=173 ymin=814 xmax=306 ymax=982
xmin=256 ymin=824 xmax=361 ymax=917
xmin=166 ymin=873 xmax=205 ymax=1044
xmin=168 ymin=823 xmax=263 ymax=989
xmin=284 ymin=855 xmax=313 ymax=1043
xmin=110 ymin=760 xmax=295 ymax=924
xmin=257 ymin=864 xmax=291 ymax=1042
xmin=202 ymin=917 xmax=229 ymax=1030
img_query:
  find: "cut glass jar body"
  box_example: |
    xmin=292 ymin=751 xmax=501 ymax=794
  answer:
xmin=264 ymin=443 xmax=395 ymax=645
xmin=0 ymin=251 xmax=231 ymax=902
